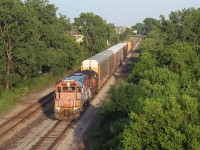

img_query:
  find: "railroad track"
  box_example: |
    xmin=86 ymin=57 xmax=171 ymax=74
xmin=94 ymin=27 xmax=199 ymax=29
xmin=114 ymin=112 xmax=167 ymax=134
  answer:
xmin=31 ymin=120 xmax=75 ymax=150
xmin=0 ymin=92 xmax=54 ymax=139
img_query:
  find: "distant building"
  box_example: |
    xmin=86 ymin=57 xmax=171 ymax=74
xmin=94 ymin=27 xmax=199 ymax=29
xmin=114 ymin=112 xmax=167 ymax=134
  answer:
xmin=133 ymin=30 xmax=137 ymax=34
xmin=67 ymin=29 xmax=84 ymax=43
xmin=115 ymin=26 xmax=127 ymax=34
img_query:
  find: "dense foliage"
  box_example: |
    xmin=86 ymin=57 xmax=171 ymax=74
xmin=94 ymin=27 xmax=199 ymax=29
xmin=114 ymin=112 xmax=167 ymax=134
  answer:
xmin=99 ymin=7 xmax=200 ymax=149
xmin=0 ymin=0 xmax=85 ymax=92
xmin=132 ymin=18 xmax=159 ymax=35
xmin=74 ymin=12 xmax=119 ymax=56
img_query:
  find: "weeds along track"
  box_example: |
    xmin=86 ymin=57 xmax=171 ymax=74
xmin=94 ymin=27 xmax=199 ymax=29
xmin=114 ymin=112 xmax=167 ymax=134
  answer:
xmin=0 ymin=92 xmax=54 ymax=141
xmin=31 ymin=120 xmax=75 ymax=150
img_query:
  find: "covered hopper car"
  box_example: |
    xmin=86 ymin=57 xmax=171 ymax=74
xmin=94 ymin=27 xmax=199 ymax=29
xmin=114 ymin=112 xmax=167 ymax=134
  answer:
xmin=54 ymin=40 xmax=136 ymax=120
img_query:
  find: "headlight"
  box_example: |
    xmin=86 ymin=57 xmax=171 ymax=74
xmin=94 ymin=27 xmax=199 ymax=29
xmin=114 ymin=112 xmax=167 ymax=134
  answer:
xmin=55 ymin=107 xmax=61 ymax=110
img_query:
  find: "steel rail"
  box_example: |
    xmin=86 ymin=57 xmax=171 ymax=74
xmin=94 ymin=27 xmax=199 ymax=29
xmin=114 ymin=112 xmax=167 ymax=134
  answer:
xmin=31 ymin=120 xmax=75 ymax=150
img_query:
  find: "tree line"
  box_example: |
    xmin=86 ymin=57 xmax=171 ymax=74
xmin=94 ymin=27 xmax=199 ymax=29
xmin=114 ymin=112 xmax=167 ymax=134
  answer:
xmin=98 ymin=7 xmax=200 ymax=149
xmin=0 ymin=0 xmax=131 ymax=94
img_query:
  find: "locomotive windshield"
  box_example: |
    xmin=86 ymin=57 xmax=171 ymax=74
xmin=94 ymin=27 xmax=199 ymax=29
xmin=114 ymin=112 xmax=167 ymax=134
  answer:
xmin=62 ymin=86 xmax=81 ymax=92
xmin=62 ymin=87 xmax=75 ymax=91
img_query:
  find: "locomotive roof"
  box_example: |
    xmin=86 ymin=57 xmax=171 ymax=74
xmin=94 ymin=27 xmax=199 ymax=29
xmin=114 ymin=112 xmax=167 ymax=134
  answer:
xmin=62 ymin=73 xmax=86 ymax=87
xmin=63 ymin=73 xmax=84 ymax=82
xmin=107 ymin=43 xmax=127 ymax=53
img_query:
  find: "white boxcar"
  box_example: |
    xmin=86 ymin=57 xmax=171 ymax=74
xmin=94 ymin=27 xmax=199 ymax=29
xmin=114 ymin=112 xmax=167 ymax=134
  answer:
xmin=96 ymin=50 xmax=114 ymax=77
xmin=81 ymin=54 xmax=109 ymax=89
xmin=107 ymin=43 xmax=127 ymax=70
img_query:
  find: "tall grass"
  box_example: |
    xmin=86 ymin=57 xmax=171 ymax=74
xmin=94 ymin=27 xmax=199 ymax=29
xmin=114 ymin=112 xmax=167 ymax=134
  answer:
xmin=0 ymin=75 xmax=49 ymax=115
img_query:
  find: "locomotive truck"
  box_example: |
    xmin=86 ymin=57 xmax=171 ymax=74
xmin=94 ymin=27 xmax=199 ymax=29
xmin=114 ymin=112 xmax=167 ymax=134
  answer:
xmin=54 ymin=40 xmax=136 ymax=120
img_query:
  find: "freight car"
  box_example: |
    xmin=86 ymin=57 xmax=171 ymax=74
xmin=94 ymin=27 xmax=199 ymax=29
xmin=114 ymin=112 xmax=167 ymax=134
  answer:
xmin=54 ymin=41 xmax=135 ymax=120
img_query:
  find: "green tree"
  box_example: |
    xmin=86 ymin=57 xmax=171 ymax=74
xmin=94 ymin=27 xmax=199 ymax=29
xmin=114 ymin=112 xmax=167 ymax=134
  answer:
xmin=160 ymin=8 xmax=200 ymax=49
xmin=143 ymin=17 xmax=159 ymax=34
xmin=122 ymin=96 xmax=200 ymax=149
xmin=0 ymin=0 xmax=84 ymax=92
xmin=74 ymin=12 xmax=118 ymax=55
xmin=100 ymin=81 xmax=144 ymax=149
xmin=25 ymin=0 xmax=84 ymax=75
xmin=132 ymin=23 xmax=145 ymax=34
xmin=0 ymin=0 xmax=39 ymax=91
xmin=119 ymin=27 xmax=133 ymax=41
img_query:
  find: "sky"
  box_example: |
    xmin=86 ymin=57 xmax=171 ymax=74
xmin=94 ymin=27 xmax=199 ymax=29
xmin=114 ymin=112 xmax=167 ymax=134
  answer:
xmin=48 ymin=0 xmax=199 ymax=27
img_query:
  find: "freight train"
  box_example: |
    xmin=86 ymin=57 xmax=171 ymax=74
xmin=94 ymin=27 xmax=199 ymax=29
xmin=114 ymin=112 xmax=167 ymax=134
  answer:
xmin=54 ymin=39 xmax=137 ymax=120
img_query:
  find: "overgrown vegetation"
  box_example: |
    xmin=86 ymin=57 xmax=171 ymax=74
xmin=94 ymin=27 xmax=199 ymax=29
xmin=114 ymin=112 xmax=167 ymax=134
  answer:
xmin=96 ymin=7 xmax=200 ymax=149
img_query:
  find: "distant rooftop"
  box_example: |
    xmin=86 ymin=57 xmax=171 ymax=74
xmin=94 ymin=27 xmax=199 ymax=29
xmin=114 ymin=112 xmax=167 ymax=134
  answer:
xmin=67 ymin=29 xmax=84 ymax=43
